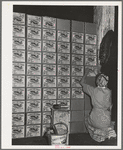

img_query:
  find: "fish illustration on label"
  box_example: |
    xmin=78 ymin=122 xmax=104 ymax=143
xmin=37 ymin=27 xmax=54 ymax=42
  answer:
xmin=43 ymin=76 xmax=56 ymax=87
xmin=27 ymin=76 xmax=41 ymax=87
xmin=27 ymin=27 xmax=41 ymax=39
xmin=27 ymin=39 xmax=41 ymax=51
xmin=26 ymin=125 xmax=41 ymax=137
xmin=42 ymin=100 xmax=56 ymax=111
xmin=13 ymin=12 xmax=25 ymax=25
xmin=85 ymin=34 xmax=97 ymax=45
xmin=12 ymin=88 xmax=25 ymax=100
xmin=43 ymin=29 xmax=56 ymax=41
xmin=12 ymin=126 xmax=24 ymax=139
xmin=13 ymin=25 xmax=25 ymax=37
xmin=27 ymin=113 xmax=41 ymax=124
xmin=85 ymin=56 xmax=97 ymax=66
xmin=72 ymin=88 xmax=84 ymax=99
xmin=13 ymin=50 xmax=25 ymax=62
xmin=43 ymin=64 xmax=56 ymax=75
xmin=13 ymin=75 xmax=25 ymax=87
xmin=13 ymin=37 xmax=25 ymax=49
xmin=43 ymin=112 xmax=51 ymax=124
xmin=26 ymin=100 xmax=41 ymax=112
xmin=58 ymin=88 xmax=70 ymax=99
xmin=58 ymin=53 xmax=70 ymax=64
xmin=58 ymin=65 xmax=70 ymax=76
xmin=71 ymin=77 xmax=82 ymax=87
xmin=57 ymin=77 xmax=70 ymax=87
xmin=27 ymin=51 xmax=41 ymax=63
xmin=42 ymin=40 xmax=56 ymax=52
xmin=27 ymin=15 xmax=41 ymax=28
xmin=12 ymin=114 xmax=25 ymax=126
xmin=72 ymin=32 xmax=84 ymax=43
xmin=27 ymin=64 xmax=41 ymax=75
xmin=71 ymin=65 xmax=84 ymax=76
xmin=57 ymin=100 xmax=70 ymax=110
xmin=12 ymin=101 xmax=25 ymax=113
xmin=27 ymin=88 xmax=41 ymax=99
xmin=57 ymin=30 xmax=70 ymax=42
xmin=85 ymin=45 xmax=97 ymax=55
xmin=43 ymin=52 xmax=56 ymax=64
xmin=43 ymin=16 xmax=56 ymax=29
xmin=72 ymin=54 xmax=83 ymax=65
xmin=13 ymin=63 xmax=25 ymax=74
xmin=72 ymin=43 xmax=84 ymax=54
xmin=43 ymin=88 xmax=56 ymax=99
xmin=57 ymin=42 xmax=70 ymax=53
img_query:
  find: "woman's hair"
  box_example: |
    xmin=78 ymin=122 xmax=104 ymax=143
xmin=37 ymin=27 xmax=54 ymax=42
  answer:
xmin=96 ymin=73 xmax=109 ymax=87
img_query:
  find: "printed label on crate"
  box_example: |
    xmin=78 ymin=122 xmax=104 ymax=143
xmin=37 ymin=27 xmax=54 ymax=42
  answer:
xmin=43 ymin=76 xmax=56 ymax=87
xmin=51 ymin=135 xmax=68 ymax=145
xmin=85 ymin=34 xmax=97 ymax=45
xmin=43 ymin=88 xmax=56 ymax=99
xmin=27 ymin=100 xmax=41 ymax=112
xmin=13 ymin=75 xmax=25 ymax=87
xmin=27 ymin=88 xmax=41 ymax=100
xmin=58 ymin=53 xmax=70 ymax=64
xmin=57 ymin=100 xmax=70 ymax=110
xmin=13 ymin=37 xmax=25 ymax=49
xmin=42 ymin=40 xmax=56 ymax=52
xmin=13 ymin=12 xmax=25 ymax=25
xmin=72 ymin=32 xmax=84 ymax=43
xmin=43 ymin=16 xmax=56 ymax=29
xmin=71 ymin=65 xmax=84 ymax=76
xmin=13 ymin=25 xmax=25 ymax=37
xmin=57 ymin=76 xmax=70 ymax=87
xmin=12 ymin=101 xmax=25 ymax=113
xmin=42 ymin=100 xmax=56 ymax=111
xmin=27 ymin=15 xmax=41 ymax=28
xmin=57 ymin=42 xmax=70 ymax=53
xmin=27 ymin=113 xmax=41 ymax=124
xmin=26 ymin=125 xmax=41 ymax=137
xmin=27 ymin=27 xmax=41 ymax=39
xmin=13 ymin=63 xmax=25 ymax=74
xmin=12 ymin=114 xmax=24 ymax=126
xmin=72 ymin=54 xmax=83 ymax=65
xmin=57 ymin=30 xmax=70 ymax=42
xmin=72 ymin=88 xmax=84 ymax=99
xmin=72 ymin=43 xmax=84 ymax=54
xmin=85 ymin=56 xmax=97 ymax=66
xmin=58 ymin=65 xmax=70 ymax=76
xmin=12 ymin=126 xmax=25 ymax=139
xmin=85 ymin=45 xmax=97 ymax=55
xmin=43 ymin=29 xmax=56 ymax=41
xmin=27 ymin=51 xmax=41 ymax=63
xmin=27 ymin=64 xmax=41 ymax=75
xmin=12 ymin=88 xmax=25 ymax=100
xmin=85 ymin=66 xmax=98 ymax=76
xmin=43 ymin=52 xmax=56 ymax=64
xmin=27 ymin=39 xmax=41 ymax=51
xmin=43 ymin=112 xmax=51 ymax=124
xmin=43 ymin=64 xmax=56 ymax=75
xmin=42 ymin=124 xmax=50 ymax=136
xmin=71 ymin=76 xmax=82 ymax=87
xmin=13 ymin=50 xmax=25 ymax=62
xmin=58 ymin=88 xmax=70 ymax=99
xmin=27 ymin=76 xmax=41 ymax=87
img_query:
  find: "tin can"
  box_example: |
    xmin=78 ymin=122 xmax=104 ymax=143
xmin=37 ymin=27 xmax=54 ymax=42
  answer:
xmin=72 ymin=54 xmax=83 ymax=65
xmin=72 ymin=88 xmax=84 ymax=99
xmin=26 ymin=125 xmax=41 ymax=137
xmin=12 ymin=88 xmax=25 ymax=100
xmin=43 ymin=76 xmax=56 ymax=87
xmin=42 ymin=40 xmax=56 ymax=52
xmin=13 ymin=63 xmax=25 ymax=75
xmin=12 ymin=114 xmax=25 ymax=126
xmin=13 ymin=12 xmax=25 ymax=25
xmin=85 ymin=45 xmax=97 ymax=55
xmin=27 ymin=88 xmax=41 ymax=100
xmin=43 ymin=16 xmax=56 ymax=29
xmin=13 ymin=37 xmax=25 ymax=50
xmin=43 ymin=88 xmax=56 ymax=99
xmin=57 ymin=30 xmax=70 ymax=42
xmin=72 ymin=32 xmax=84 ymax=43
xmin=57 ymin=76 xmax=70 ymax=87
xmin=12 ymin=126 xmax=25 ymax=139
xmin=27 ymin=51 xmax=41 ymax=63
xmin=58 ymin=88 xmax=70 ymax=99
xmin=57 ymin=53 xmax=70 ymax=64
xmin=43 ymin=64 xmax=56 ymax=75
xmin=13 ymin=50 xmax=25 ymax=62
xmin=13 ymin=75 xmax=25 ymax=87
xmin=12 ymin=101 xmax=25 ymax=113
xmin=27 ymin=15 xmax=41 ymax=28
xmin=85 ymin=34 xmax=97 ymax=45
xmin=57 ymin=42 xmax=70 ymax=53
xmin=71 ymin=65 xmax=84 ymax=76
xmin=42 ymin=100 xmax=56 ymax=111
xmin=71 ymin=76 xmax=82 ymax=87
xmin=43 ymin=29 xmax=56 ymax=41
xmin=58 ymin=65 xmax=70 ymax=76
xmin=27 ymin=27 xmax=41 ymax=40
xmin=13 ymin=25 xmax=25 ymax=37
xmin=85 ymin=56 xmax=97 ymax=66
xmin=57 ymin=100 xmax=70 ymax=110
xmin=27 ymin=76 xmax=41 ymax=87
xmin=26 ymin=100 xmax=41 ymax=112
xmin=43 ymin=112 xmax=51 ymax=124
xmin=27 ymin=112 xmax=41 ymax=124
xmin=72 ymin=43 xmax=84 ymax=54
xmin=27 ymin=39 xmax=41 ymax=51
xmin=43 ymin=52 xmax=56 ymax=64
xmin=27 ymin=64 xmax=41 ymax=75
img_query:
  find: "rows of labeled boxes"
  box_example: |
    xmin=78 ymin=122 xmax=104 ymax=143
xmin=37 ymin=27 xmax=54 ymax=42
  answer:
xmin=12 ymin=12 xmax=97 ymax=139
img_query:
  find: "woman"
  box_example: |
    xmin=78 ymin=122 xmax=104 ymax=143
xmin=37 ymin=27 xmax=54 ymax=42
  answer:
xmin=80 ymin=68 xmax=116 ymax=142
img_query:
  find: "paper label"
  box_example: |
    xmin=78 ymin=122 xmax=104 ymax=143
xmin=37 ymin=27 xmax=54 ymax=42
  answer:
xmin=71 ymin=77 xmax=82 ymax=87
xmin=13 ymin=50 xmax=25 ymax=62
xmin=43 ymin=112 xmax=51 ymax=124
xmin=85 ymin=34 xmax=97 ymax=45
xmin=27 ymin=113 xmax=41 ymax=124
xmin=27 ymin=39 xmax=41 ymax=51
xmin=13 ymin=37 xmax=25 ymax=49
xmin=12 ymin=126 xmax=25 ymax=139
xmin=72 ymin=54 xmax=83 ymax=65
xmin=71 ymin=65 xmax=84 ymax=76
xmin=13 ymin=25 xmax=25 ymax=37
xmin=42 ymin=100 xmax=56 ymax=111
xmin=27 ymin=15 xmax=41 ymax=28
xmin=43 ymin=16 xmax=56 ymax=29
xmin=85 ymin=56 xmax=97 ymax=66
xmin=43 ymin=88 xmax=56 ymax=99
xmin=27 ymin=27 xmax=41 ymax=39
xmin=58 ymin=65 xmax=70 ymax=76
xmin=27 ymin=51 xmax=41 ymax=63
xmin=57 ymin=30 xmax=70 ymax=42
xmin=43 ymin=52 xmax=56 ymax=64
xmin=13 ymin=75 xmax=25 ymax=87
xmin=72 ymin=43 xmax=84 ymax=54
xmin=13 ymin=63 xmax=25 ymax=74
xmin=58 ymin=88 xmax=70 ymax=99
xmin=27 ymin=88 xmax=41 ymax=99
xmin=42 ymin=40 xmax=56 ymax=52
xmin=72 ymin=88 xmax=84 ymax=99
xmin=85 ymin=45 xmax=97 ymax=55
xmin=57 ymin=53 xmax=70 ymax=64
xmin=12 ymin=114 xmax=25 ymax=126
xmin=26 ymin=100 xmax=41 ymax=112
xmin=43 ymin=29 xmax=56 ymax=41
xmin=12 ymin=101 xmax=25 ymax=113
xmin=72 ymin=32 xmax=84 ymax=43
xmin=57 ymin=42 xmax=70 ymax=53
xmin=13 ymin=12 xmax=25 ymax=25
xmin=57 ymin=76 xmax=70 ymax=87
xmin=43 ymin=76 xmax=56 ymax=87
xmin=27 ymin=76 xmax=41 ymax=87
xmin=27 ymin=64 xmax=41 ymax=75
xmin=12 ymin=88 xmax=25 ymax=100
xmin=26 ymin=125 xmax=41 ymax=137
xmin=43 ymin=64 xmax=56 ymax=75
